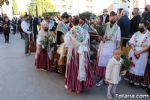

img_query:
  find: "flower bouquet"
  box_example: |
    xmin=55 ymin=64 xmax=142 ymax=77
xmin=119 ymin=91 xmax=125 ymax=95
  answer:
xmin=40 ymin=36 xmax=55 ymax=53
xmin=120 ymin=55 xmax=133 ymax=76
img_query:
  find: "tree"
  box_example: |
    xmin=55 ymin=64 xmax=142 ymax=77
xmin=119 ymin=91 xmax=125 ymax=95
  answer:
xmin=79 ymin=11 xmax=93 ymax=20
xmin=42 ymin=0 xmax=55 ymax=12
xmin=12 ymin=0 xmax=18 ymax=15
xmin=28 ymin=0 xmax=55 ymax=16
xmin=42 ymin=12 xmax=60 ymax=16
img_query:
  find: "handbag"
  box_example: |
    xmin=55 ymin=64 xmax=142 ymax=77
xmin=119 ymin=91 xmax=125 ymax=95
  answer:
xmin=29 ymin=34 xmax=36 ymax=53
xmin=3 ymin=24 xmax=8 ymax=30
xmin=29 ymin=41 xmax=36 ymax=53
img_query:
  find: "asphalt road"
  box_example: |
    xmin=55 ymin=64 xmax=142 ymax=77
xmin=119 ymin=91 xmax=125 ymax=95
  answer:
xmin=0 ymin=34 xmax=148 ymax=100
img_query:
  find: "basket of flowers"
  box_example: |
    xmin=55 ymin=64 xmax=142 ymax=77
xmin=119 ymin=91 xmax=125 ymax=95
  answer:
xmin=120 ymin=55 xmax=133 ymax=76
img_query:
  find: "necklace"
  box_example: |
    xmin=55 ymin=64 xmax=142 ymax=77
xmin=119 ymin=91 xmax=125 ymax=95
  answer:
xmin=134 ymin=31 xmax=149 ymax=47
xmin=105 ymin=23 xmax=118 ymax=41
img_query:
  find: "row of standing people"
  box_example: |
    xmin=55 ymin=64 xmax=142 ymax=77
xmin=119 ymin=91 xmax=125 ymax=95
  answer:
xmin=97 ymin=5 xmax=150 ymax=97
xmin=0 ymin=15 xmax=43 ymax=43
xmin=21 ymin=15 xmax=58 ymax=55
xmin=29 ymin=12 xmax=94 ymax=94
xmin=21 ymin=6 xmax=150 ymax=100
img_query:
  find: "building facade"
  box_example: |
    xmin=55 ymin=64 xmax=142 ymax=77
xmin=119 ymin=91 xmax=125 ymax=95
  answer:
xmin=129 ymin=0 xmax=150 ymax=11
xmin=53 ymin=0 xmax=131 ymax=15
xmin=53 ymin=0 xmax=93 ymax=15
xmin=0 ymin=0 xmax=149 ymax=17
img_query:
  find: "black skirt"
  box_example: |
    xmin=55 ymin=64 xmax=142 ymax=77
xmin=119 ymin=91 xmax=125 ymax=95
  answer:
xmin=57 ymin=31 xmax=64 ymax=45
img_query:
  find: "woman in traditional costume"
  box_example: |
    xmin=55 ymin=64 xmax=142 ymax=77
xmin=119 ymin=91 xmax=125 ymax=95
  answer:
xmin=35 ymin=21 xmax=51 ymax=71
xmin=56 ymin=12 xmax=70 ymax=45
xmin=125 ymin=20 xmax=150 ymax=86
xmin=53 ymin=13 xmax=70 ymax=74
xmin=79 ymin=16 xmax=89 ymax=32
xmin=59 ymin=17 xmax=93 ymax=93
xmin=95 ymin=11 xmax=121 ymax=86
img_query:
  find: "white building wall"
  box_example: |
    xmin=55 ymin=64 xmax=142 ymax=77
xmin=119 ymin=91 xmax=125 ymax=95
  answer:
xmin=92 ymin=0 xmax=110 ymax=14
xmin=129 ymin=0 xmax=150 ymax=16
xmin=61 ymin=0 xmax=115 ymax=15
xmin=53 ymin=0 xmax=148 ymax=15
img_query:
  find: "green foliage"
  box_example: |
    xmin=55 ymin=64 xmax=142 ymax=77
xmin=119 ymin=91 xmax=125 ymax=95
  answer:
xmin=42 ymin=0 xmax=55 ymax=12
xmin=79 ymin=11 xmax=93 ymax=20
xmin=28 ymin=0 xmax=56 ymax=16
xmin=41 ymin=37 xmax=50 ymax=51
xmin=42 ymin=12 xmax=60 ymax=16
xmin=12 ymin=0 xmax=18 ymax=15
xmin=40 ymin=36 xmax=56 ymax=51
xmin=121 ymin=55 xmax=132 ymax=72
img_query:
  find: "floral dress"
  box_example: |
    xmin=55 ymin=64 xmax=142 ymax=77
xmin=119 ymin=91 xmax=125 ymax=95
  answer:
xmin=125 ymin=30 xmax=150 ymax=84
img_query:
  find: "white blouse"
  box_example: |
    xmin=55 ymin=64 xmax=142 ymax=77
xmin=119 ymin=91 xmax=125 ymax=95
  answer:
xmin=56 ymin=21 xmax=68 ymax=34
xmin=36 ymin=31 xmax=50 ymax=45
xmin=129 ymin=30 xmax=150 ymax=47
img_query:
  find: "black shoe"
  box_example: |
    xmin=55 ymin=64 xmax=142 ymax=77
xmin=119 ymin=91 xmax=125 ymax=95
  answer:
xmin=129 ymin=81 xmax=134 ymax=86
xmin=25 ymin=53 xmax=31 ymax=56
xmin=141 ymin=83 xmax=147 ymax=89
xmin=141 ymin=85 xmax=147 ymax=89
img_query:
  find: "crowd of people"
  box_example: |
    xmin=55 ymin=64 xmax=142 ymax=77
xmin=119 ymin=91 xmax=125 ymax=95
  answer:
xmin=0 ymin=4 xmax=150 ymax=100
xmin=23 ymin=5 xmax=150 ymax=100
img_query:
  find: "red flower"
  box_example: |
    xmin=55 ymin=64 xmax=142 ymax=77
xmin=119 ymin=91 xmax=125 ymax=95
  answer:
xmin=131 ymin=63 xmax=135 ymax=67
xmin=129 ymin=57 xmax=132 ymax=61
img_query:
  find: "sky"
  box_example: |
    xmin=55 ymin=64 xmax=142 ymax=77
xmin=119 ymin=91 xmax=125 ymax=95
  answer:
xmin=16 ymin=0 xmax=31 ymax=12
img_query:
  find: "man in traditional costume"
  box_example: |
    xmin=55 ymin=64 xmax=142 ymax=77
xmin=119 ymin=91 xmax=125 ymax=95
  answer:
xmin=95 ymin=11 xmax=121 ymax=86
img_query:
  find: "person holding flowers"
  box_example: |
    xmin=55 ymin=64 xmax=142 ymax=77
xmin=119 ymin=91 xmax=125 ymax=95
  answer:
xmin=95 ymin=11 xmax=121 ymax=86
xmin=35 ymin=21 xmax=52 ymax=71
xmin=125 ymin=20 xmax=150 ymax=86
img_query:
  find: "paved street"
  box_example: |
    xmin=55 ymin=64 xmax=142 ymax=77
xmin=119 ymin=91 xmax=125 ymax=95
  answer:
xmin=0 ymin=34 xmax=148 ymax=100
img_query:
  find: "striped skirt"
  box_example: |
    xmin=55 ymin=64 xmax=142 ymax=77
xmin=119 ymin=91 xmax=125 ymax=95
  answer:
xmin=65 ymin=49 xmax=94 ymax=92
xmin=125 ymin=71 xmax=143 ymax=84
xmin=35 ymin=50 xmax=51 ymax=71
xmin=94 ymin=65 xmax=106 ymax=78
xmin=94 ymin=60 xmax=106 ymax=78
